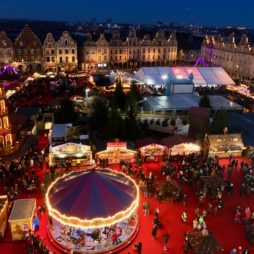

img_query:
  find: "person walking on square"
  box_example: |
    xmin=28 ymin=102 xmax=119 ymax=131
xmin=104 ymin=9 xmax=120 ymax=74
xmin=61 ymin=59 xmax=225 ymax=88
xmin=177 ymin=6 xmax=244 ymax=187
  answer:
xmin=181 ymin=210 xmax=187 ymax=223
xmin=152 ymin=224 xmax=157 ymax=239
xmin=143 ymin=201 xmax=150 ymax=215
xmin=163 ymin=232 xmax=170 ymax=250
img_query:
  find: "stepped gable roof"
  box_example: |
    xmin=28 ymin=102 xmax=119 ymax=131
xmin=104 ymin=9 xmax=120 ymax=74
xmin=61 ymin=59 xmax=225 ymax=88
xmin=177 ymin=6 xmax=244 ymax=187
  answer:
xmin=15 ymin=24 xmax=42 ymax=48
xmin=0 ymin=31 xmax=13 ymax=48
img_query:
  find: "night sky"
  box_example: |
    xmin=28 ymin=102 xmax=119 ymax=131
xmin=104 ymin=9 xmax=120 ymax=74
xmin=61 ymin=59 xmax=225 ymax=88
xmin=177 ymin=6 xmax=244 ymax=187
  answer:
xmin=0 ymin=0 xmax=253 ymax=27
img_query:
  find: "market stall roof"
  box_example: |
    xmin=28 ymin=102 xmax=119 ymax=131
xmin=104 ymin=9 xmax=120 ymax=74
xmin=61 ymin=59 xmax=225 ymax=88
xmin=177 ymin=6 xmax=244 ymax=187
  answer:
xmin=187 ymin=231 xmax=223 ymax=254
xmin=136 ymin=137 xmax=163 ymax=148
xmin=161 ymin=135 xmax=194 ymax=148
xmin=170 ymin=143 xmax=201 ymax=155
xmin=49 ymin=142 xmax=91 ymax=155
xmin=143 ymin=95 xmax=242 ymax=112
xmin=228 ymin=112 xmax=254 ymax=146
xmin=9 ymin=199 xmax=36 ymax=221
xmin=135 ymin=67 xmax=235 ymax=87
xmin=51 ymin=124 xmax=69 ymax=138
xmin=46 ymin=168 xmax=139 ymax=228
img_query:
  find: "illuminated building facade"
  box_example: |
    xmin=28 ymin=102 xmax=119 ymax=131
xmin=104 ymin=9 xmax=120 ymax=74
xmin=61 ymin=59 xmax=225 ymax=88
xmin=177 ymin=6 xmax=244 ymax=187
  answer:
xmin=0 ymin=31 xmax=14 ymax=65
xmin=0 ymin=86 xmax=14 ymax=155
xmin=43 ymin=31 xmax=78 ymax=72
xmin=83 ymin=29 xmax=178 ymax=71
xmin=201 ymin=34 xmax=254 ymax=82
xmin=13 ymin=25 xmax=43 ymax=72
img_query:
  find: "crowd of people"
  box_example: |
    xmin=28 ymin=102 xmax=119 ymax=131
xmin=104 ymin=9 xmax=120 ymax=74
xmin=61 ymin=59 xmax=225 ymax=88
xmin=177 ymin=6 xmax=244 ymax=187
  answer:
xmin=120 ymin=152 xmax=254 ymax=253
xmin=26 ymin=231 xmax=55 ymax=254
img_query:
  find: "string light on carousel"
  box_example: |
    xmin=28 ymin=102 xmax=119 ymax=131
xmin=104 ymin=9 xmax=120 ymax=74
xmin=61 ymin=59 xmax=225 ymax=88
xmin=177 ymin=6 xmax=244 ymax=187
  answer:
xmin=46 ymin=168 xmax=140 ymax=253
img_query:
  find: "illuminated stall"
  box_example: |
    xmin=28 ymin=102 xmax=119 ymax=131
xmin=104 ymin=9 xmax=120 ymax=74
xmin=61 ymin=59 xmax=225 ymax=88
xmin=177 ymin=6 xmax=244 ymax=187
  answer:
xmin=139 ymin=143 xmax=168 ymax=161
xmin=49 ymin=142 xmax=92 ymax=167
xmin=0 ymin=195 xmax=8 ymax=238
xmin=205 ymin=133 xmax=246 ymax=158
xmin=170 ymin=143 xmax=201 ymax=155
xmin=95 ymin=142 xmax=137 ymax=164
xmin=9 ymin=199 xmax=36 ymax=241
xmin=46 ymin=168 xmax=139 ymax=253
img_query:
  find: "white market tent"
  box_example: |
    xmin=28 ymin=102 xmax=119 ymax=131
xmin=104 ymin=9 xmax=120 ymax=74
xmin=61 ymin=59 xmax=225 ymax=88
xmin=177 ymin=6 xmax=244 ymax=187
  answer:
xmin=144 ymin=95 xmax=243 ymax=112
xmin=135 ymin=67 xmax=235 ymax=87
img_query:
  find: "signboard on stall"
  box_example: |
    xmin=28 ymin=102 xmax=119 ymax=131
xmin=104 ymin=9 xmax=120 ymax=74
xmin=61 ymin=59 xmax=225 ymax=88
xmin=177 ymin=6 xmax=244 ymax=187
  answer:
xmin=107 ymin=142 xmax=127 ymax=150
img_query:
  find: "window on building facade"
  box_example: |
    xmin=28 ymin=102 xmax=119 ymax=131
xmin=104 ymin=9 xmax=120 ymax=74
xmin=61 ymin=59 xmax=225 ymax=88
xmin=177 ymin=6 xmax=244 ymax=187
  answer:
xmin=104 ymin=55 xmax=107 ymax=61
xmin=65 ymin=49 xmax=68 ymax=54
xmin=65 ymin=40 xmax=68 ymax=47
xmin=59 ymin=49 xmax=62 ymax=54
xmin=115 ymin=50 xmax=117 ymax=54
xmin=47 ymin=57 xmax=50 ymax=62
xmin=153 ymin=48 xmax=156 ymax=53
xmin=72 ymin=49 xmax=75 ymax=54
xmin=52 ymin=57 xmax=55 ymax=62
xmin=3 ymin=116 xmax=8 ymax=128
xmin=59 ymin=57 xmax=62 ymax=63
xmin=66 ymin=57 xmax=69 ymax=62
xmin=72 ymin=56 xmax=75 ymax=63
xmin=51 ymin=49 xmax=55 ymax=55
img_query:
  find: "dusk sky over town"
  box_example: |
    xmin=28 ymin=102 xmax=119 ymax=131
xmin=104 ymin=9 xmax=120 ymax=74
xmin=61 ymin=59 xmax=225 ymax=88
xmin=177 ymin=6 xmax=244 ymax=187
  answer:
xmin=0 ymin=0 xmax=253 ymax=27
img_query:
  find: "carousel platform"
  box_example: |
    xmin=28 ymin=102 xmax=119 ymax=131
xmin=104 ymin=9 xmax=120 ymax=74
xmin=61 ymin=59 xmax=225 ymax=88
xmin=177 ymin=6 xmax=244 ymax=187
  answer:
xmin=47 ymin=225 xmax=139 ymax=254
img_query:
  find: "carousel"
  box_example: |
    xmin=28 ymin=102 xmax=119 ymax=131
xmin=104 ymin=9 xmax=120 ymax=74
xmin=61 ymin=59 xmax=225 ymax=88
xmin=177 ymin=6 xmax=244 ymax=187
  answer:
xmin=46 ymin=168 xmax=139 ymax=253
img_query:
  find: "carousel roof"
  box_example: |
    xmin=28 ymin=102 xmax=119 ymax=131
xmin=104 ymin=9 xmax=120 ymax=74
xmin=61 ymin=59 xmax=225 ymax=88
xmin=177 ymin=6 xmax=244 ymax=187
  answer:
xmin=46 ymin=168 xmax=139 ymax=228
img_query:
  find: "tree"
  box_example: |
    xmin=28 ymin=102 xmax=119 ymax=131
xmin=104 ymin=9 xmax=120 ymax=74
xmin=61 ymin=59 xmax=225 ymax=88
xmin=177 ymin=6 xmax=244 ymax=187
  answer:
xmin=210 ymin=110 xmax=229 ymax=134
xmin=54 ymin=98 xmax=77 ymax=123
xmin=107 ymin=106 xmax=125 ymax=138
xmin=90 ymin=97 xmax=109 ymax=136
xmin=126 ymin=83 xmax=142 ymax=112
xmin=199 ymin=95 xmax=212 ymax=108
xmin=125 ymin=107 xmax=140 ymax=139
xmin=112 ymin=81 xmax=126 ymax=111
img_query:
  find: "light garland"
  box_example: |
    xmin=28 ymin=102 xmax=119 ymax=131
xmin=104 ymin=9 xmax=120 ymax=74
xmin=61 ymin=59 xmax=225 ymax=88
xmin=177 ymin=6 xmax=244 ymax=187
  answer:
xmin=46 ymin=168 xmax=140 ymax=229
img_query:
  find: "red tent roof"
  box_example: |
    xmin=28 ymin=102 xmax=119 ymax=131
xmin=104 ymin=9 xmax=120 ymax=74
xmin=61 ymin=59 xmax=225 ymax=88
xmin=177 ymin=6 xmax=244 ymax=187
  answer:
xmin=46 ymin=168 xmax=139 ymax=228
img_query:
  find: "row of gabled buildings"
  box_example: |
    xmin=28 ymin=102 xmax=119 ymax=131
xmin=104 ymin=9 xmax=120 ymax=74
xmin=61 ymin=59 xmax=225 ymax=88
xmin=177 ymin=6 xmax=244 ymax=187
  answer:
xmin=201 ymin=33 xmax=254 ymax=81
xmin=0 ymin=25 xmax=77 ymax=72
xmin=0 ymin=25 xmax=178 ymax=73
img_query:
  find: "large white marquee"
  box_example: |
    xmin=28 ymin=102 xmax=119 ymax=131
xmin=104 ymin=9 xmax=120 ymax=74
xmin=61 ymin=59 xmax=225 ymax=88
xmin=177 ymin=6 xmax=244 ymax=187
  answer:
xmin=135 ymin=67 xmax=235 ymax=87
